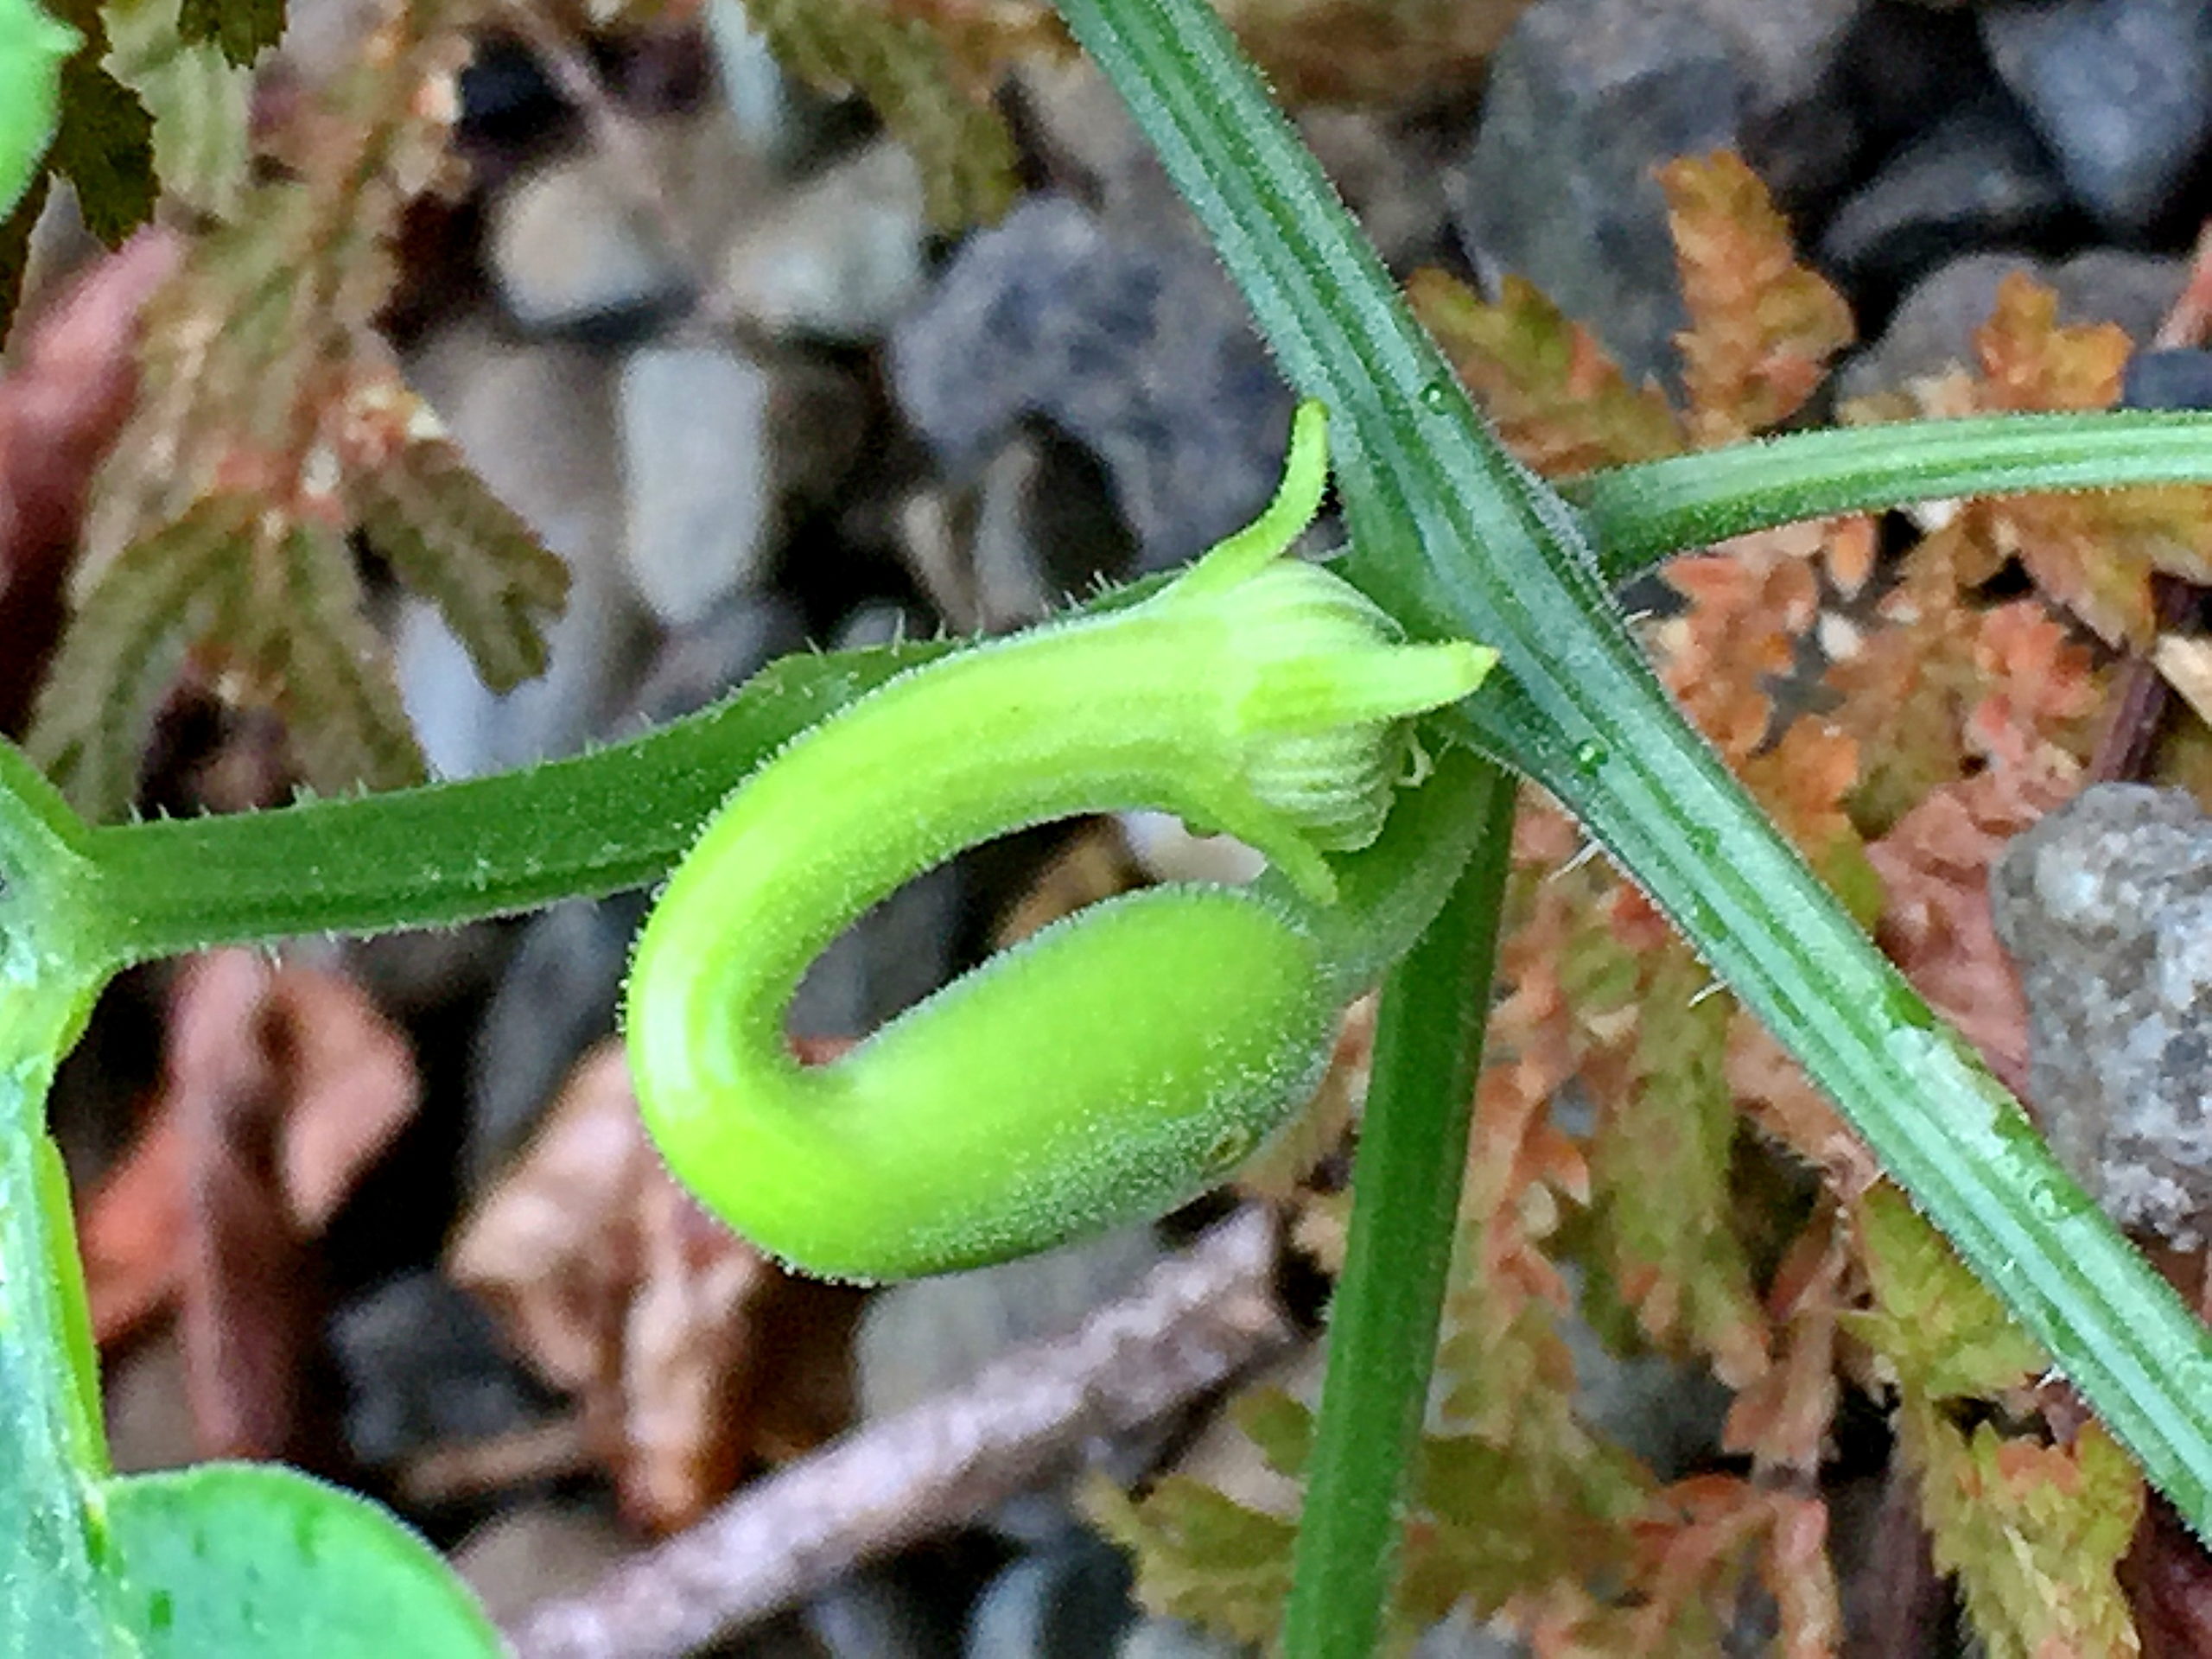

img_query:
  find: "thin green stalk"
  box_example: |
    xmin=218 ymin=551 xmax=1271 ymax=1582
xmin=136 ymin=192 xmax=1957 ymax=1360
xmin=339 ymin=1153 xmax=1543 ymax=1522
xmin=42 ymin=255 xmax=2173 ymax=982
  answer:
xmin=1572 ymin=410 xmax=2212 ymax=579
xmin=1058 ymin=0 xmax=2212 ymax=1564
xmin=0 ymin=857 xmax=120 ymax=1647
xmin=1283 ymin=762 xmax=1514 ymax=1659
xmin=75 ymin=643 xmax=940 ymax=962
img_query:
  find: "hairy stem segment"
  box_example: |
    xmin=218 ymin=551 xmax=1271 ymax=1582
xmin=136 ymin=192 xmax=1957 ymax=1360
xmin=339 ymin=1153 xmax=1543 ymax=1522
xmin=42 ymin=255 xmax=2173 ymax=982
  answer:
xmin=625 ymin=405 xmax=1495 ymax=1281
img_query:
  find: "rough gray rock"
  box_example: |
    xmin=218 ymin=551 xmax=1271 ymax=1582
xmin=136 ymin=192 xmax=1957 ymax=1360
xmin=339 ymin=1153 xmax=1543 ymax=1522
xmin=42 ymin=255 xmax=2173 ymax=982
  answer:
xmin=855 ymin=1227 xmax=1167 ymax=1423
xmin=1837 ymin=248 xmax=2186 ymax=401
xmin=1447 ymin=0 xmax=1866 ymax=385
xmin=888 ymin=193 xmax=1295 ymax=574
xmin=715 ymin=140 xmax=931 ymax=341
xmin=452 ymin=1501 xmax=637 ymax=1630
xmin=1115 ymin=1621 xmax=1248 ymax=1659
xmin=619 ymin=343 xmax=778 ymax=626
xmin=618 ymin=343 xmax=869 ymax=628
xmin=2124 ymin=347 xmax=2212 ymax=410
xmin=1991 ymin=784 xmax=2212 ymax=1247
xmin=1816 ymin=94 xmax=2076 ymax=311
xmin=964 ymin=1532 xmax=1135 ymax=1659
xmin=465 ymin=895 xmax=650 ymax=1188
xmin=897 ymin=423 xmax=1139 ymax=632
xmin=397 ymin=315 xmax=655 ymax=779
xmin=490 ymin=153 xmax=696 ymax=336
xmin=329 ymin=1269 xmax=550 ymax=1468
xmin=488 ymin=111 xmax=763 ymax=337
xmin=1983 ymin=0 xmax=2212 ymax=234
xmin=618 ymin=590 xmax=807 ymax=732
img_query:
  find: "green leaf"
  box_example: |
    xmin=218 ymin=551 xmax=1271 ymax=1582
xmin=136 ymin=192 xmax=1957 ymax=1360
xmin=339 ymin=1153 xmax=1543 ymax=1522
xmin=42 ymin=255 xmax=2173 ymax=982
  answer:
xmin=27 ymin=495 xmax=245 ymax=821
xmin=1407 ymin=270 xmax=1682 ymax=475
xmin=104 ymin=0 xmax=254 ymax=217
xmin=1908 ymin=1407 xmax=2143 ymax=1659
xmin=1087 ymin=1474 xmax=1296 ymax=1645
xmin=1058 ymin=0 xmax=2212 ymax=1553
xmin=1849 ymin=1183 xmax=2045 ymax=1402
xmin=173 ymin=0 xmax=281 ymax=66
xmin=48 ymin=53 xmax=155 ymax=242
xmin=233 ymin=523 xmax=428 ymax=798
xmin=104 ymin=1464 xmax=499 ymax=1656
xmin=1590 ymin=944 xmax=1765 ymax=1383
xmin=1230 ymin=1386 xmax=1313 ymax=1481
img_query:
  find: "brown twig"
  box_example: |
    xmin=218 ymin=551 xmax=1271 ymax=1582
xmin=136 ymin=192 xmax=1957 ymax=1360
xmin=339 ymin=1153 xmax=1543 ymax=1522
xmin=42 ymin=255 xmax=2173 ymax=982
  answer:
xmin=398 ymin=1415 xmax=595 ymax=1508
xmin=502 ymin=1207 xmax=1295 ymax=1659
xmin=2085 ymin=225 xmax=2212 ymax=783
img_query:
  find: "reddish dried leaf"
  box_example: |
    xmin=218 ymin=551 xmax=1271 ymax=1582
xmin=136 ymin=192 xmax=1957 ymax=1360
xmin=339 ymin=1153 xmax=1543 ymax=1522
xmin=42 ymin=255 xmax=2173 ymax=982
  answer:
xmin=1654 ymin=534 xmax=1821 ymax=760
xmin=79 ymin=948 xmax=418 ymax=1460
xmin=78 ymin=1093 xmax=191 ymax=1350
xmin=1965 ymin=600 xmax=2102 ymax=771
xmin=1823 ymin=543 xmax=1983 ymax=837
xmin=1583 ymin=944 xmax=1767 ymax=1386
xmin=0 ymin=231 xmax=180 ymax=729
xmin=450 ymin=1045 xmax=859 ymax=1532
xmin=1661 ymin=152 xmax=1853 ymax=443
xmin=1975 ymin=272 xmax=2130 ymax=414
xmin=1726 ymin=1014 xmax=1875 ymax=1197
xmin=1541 ymin=1476 xmax=1838 ymax=1657
xmin=1408 ymin=268 xmax=1683 ymax=475
xmin=1223 ymin=0 xmax=1529 ymax=105
xmin=1723 ymin=1209 xmax=1847 ymax=1478
xmin=1865 ymin=753 xmax=2075 ymax=1099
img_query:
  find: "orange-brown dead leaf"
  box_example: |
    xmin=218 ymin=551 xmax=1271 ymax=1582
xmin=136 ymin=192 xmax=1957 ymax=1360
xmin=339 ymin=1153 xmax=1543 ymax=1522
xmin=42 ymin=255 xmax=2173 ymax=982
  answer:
xmin=78 ymin=947 xmax=418 ymax=1459
xmin=1408 ymin=269 xmax=1683 ymax=476
xmin=1976 ymin=273 xmax=2130 ymax=414
xmin=1934 ymin=276 xmax=2212 ymax=645
xmin=449 ymin=1044 xmax=861 ymax=1532
xmin=1661 ymin=152 xmax=1853 ymax=445
xmin=1726 ymin=1015 xmax=1875 ymax=1197
xmin=1541 ymin=1475 xmax=1838 ymax=1658
xmin=1723 ymin=1208 xmax=1848 ymax=1478
xmin=1864 ymin=772 xmax=2060 ymax=1101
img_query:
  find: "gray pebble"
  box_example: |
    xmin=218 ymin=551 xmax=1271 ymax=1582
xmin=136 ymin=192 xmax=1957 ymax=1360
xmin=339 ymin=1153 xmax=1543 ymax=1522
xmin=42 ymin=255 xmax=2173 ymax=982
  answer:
xmin=1984 ymin=0 xmax=2212 ymax=234
xmin=889 ymin=194 xmax=1294 ymax=574
xmin=1992 ymin=784 xmax=2212 ymax=1246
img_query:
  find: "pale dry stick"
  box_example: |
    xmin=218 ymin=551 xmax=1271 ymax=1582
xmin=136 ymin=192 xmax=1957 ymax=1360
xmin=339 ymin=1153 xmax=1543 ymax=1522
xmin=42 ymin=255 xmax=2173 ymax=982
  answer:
xmin=503 ymin=1206 xmax=1296 ymax=1659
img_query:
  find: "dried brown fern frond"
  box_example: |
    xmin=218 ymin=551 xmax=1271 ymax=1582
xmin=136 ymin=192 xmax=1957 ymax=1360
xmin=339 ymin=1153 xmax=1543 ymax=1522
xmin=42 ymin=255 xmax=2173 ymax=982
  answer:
xmin=31 ymin=0 xmax=566 ymax=819
xmin=741 ymin=0 xmax=1028 ymax=226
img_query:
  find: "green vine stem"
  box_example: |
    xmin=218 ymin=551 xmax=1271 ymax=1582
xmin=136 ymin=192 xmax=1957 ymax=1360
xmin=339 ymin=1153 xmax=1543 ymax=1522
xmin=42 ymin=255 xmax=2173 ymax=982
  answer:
xmin=0 ymin=743 xmax=124 ymax=1647
xmin=1054 ymin=0 xmax=2212 ymax=1583
xmin=1282 ymin=764 xmax=1515 ymax=1659
xmin=77 ymin=645 xmax=941 ymax=957
xmin=1572 ymin=410 xmax=2212 ymax=578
